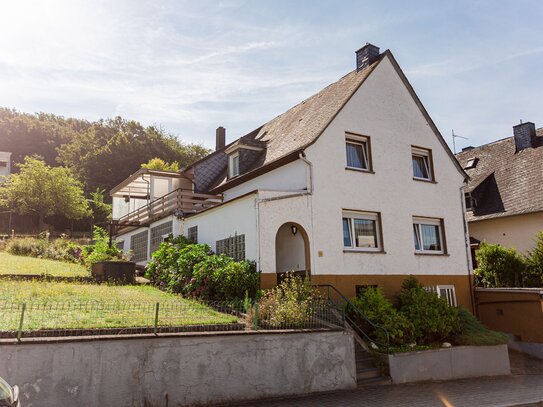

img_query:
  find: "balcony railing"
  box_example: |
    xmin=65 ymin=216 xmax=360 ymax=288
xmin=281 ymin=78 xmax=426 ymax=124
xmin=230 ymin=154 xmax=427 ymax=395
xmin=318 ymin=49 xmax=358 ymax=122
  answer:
xmin=115 ymin=189 xmax=222 ymax=231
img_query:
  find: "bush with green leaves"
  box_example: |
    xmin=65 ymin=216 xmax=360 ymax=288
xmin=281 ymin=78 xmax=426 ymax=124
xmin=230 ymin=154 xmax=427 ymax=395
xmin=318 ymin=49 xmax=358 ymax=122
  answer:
xmin=145 ymin=236 xmax=259 ymax=301
xmin=258 ymin=273 xmax=321 ymax=328
xmin=398 ymin=286 xmax=460 ymax=343
xmin=6 ymin=236 xmax=82 ymax=263
xmin=525 ymin=232 xmax=543 ymax=287
xmin=347 ymin=287 xmax=414 ymax=346
xmin=81 ymin=226 xmax=129 ymax=268
xmin=475 ymin=241 xmax=527 ymax=287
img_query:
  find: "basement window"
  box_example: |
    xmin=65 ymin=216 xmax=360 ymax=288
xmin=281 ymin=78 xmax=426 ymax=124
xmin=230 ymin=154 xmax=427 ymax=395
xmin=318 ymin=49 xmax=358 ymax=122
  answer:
xmin=426 ymin=285 xmax=457 ymax=306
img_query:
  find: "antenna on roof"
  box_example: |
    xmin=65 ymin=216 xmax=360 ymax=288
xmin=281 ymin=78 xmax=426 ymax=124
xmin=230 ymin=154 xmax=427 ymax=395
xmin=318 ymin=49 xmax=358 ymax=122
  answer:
xmin=452 ymin=129 xmax=468 ymax=154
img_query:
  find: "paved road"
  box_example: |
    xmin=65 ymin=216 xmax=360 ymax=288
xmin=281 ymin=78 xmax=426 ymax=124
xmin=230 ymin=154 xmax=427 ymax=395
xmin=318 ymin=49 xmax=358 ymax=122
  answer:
xmin=219 ymin=351 xmax=543 ymax=407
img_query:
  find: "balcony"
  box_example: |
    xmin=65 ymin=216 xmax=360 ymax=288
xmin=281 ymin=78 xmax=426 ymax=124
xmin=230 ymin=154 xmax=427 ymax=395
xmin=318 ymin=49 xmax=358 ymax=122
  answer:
xmin=112 ymin=188 xmax=222 ymax=235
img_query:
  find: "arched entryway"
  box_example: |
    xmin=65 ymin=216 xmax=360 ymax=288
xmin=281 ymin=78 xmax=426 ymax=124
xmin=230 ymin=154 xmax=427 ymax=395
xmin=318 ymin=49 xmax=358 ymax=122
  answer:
xmin=275 ymin=222 xmax=310 ymax=284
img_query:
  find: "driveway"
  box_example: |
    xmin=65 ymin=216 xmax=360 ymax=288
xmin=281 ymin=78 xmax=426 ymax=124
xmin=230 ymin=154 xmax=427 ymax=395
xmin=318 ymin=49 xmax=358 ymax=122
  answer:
xmin=218 ymin=351 xmax=543 ymax=407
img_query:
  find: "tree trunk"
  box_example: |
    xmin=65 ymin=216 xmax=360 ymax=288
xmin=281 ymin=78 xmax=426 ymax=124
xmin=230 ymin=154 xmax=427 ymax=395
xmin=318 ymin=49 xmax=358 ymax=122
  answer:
xmin=38 ymin=212 xmax=46 ymax=232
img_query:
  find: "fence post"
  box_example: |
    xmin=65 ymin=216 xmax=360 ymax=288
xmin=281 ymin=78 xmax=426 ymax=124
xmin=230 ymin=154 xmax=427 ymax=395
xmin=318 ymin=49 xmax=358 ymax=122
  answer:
xmin=253 ymin=302 xmax=259 ymax=331
xmin=154 ymin=302 xmax=160 ymax=336
xmin=17 ymin=302 xmax=26 ymax=342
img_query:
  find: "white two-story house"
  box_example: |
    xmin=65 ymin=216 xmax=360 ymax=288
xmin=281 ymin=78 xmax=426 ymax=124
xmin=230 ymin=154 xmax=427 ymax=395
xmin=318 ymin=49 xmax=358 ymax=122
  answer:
xmin=111 ymin=43 xmax=473 ymax=309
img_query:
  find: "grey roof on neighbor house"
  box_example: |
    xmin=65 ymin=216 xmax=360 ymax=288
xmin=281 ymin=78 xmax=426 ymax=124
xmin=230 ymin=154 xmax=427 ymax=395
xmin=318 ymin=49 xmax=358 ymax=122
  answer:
xmin=456 ymin=128 xmax=543 ymax=222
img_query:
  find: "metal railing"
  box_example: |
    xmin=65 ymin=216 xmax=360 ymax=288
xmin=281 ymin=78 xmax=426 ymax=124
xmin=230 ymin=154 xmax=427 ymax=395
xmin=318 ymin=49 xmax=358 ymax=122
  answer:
xmin=0 ymin=299 xmax=345 ymax=340
xmin=314 ymin=284 xmax=390 ymax=353
xmin=115 ymin=189 xmax=222 ymax=230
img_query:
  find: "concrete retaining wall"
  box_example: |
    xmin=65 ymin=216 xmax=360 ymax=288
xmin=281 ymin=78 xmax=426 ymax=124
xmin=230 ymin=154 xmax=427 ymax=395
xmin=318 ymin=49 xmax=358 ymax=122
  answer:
xmin=388 ymin=344 xmax=510 ymax=383
xmin=0 ymin=331 xmax=356 ymax=407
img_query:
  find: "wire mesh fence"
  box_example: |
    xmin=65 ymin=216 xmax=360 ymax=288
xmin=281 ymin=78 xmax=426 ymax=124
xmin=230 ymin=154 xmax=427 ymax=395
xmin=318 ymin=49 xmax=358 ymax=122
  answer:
xmin=0 ymin=299 xmax=345 ymax=339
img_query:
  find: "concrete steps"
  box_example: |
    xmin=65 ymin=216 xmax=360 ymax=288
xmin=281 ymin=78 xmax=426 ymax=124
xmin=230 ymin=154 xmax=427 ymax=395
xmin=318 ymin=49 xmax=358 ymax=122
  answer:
xmin=354 ymin=341 xmax=390 ymax=386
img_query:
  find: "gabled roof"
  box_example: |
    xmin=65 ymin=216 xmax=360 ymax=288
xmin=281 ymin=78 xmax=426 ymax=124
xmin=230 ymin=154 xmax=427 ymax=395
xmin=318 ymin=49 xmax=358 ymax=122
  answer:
xmin=190 ymin=50 xmax=467 ymax=193
xmin=190 ymin=53 xmax=385 ymax=193
xmin=456 ymin=129 xmax=543 ymax=221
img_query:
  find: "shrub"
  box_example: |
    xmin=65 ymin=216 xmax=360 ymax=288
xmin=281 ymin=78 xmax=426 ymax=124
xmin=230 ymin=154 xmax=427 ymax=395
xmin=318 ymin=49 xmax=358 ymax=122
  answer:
xmin=258 ymin=273 xmax=321 ymax=327
xmin=398 ymin=286 xmax=459 ymax=344
xmin=454 ymin=308 xmax=508 ymax=346
xmin=347 ymin=287 xmax=414 ymax=346
xmin=525 ymin=232 xmax=543 ymax=287
xmin=80 ymin=227 xmax=128 ymax=268
xmin=475 ymin=241 xmax=527 ymax=287
xmin=145 ymin=237 xmax=259 ymax=301
xmin=6 ymin=236 xmax=82 ymax=263
xmin=145 ymin=235 xmax=191 ymax=287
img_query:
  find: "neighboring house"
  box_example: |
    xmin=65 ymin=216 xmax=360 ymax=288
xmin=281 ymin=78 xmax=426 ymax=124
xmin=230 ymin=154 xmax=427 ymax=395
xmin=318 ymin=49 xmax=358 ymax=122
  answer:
xmin=0 ymin=151 xmax=11 ymax=182
xmin=456 ymin=122 xmax=543 ymax=256
xmin=111 ymin=43 xmax=473 ymax=309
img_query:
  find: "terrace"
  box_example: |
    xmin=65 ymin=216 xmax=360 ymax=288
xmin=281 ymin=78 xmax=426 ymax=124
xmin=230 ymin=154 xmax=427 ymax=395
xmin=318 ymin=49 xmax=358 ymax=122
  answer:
xmin=109 ymin=168 xmax=222 ymax=234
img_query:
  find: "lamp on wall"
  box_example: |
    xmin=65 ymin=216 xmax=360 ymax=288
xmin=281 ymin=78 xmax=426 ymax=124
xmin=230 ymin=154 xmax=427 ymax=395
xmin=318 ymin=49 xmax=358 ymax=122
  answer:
xmin=291 ymin=225 xmax=298 ymax=236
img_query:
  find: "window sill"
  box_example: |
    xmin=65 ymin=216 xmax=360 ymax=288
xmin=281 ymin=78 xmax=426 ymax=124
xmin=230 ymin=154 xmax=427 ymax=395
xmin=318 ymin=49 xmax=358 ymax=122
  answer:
xmin=413 ymin=177 xmax=437 ymax=184
xmin=344 ymin=249 xmax=386 ymax=254
xmin=345 ymin=167 xmax=375 ymax=174
xmin=414 ymin=252 xmax=449 ymax=257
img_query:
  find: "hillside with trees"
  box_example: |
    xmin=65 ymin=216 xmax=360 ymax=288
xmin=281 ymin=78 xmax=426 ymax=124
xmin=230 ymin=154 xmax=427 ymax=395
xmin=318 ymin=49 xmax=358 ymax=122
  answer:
xmin=0 ymin=108 xmax=209 ymax=194
xmin=0 ymin=108 xmax=210 ymax=234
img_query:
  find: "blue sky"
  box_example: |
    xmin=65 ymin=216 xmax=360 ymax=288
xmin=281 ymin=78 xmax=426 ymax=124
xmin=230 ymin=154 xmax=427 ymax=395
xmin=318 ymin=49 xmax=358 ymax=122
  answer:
xmin=0 ymin=0 xmax=541 ymax=151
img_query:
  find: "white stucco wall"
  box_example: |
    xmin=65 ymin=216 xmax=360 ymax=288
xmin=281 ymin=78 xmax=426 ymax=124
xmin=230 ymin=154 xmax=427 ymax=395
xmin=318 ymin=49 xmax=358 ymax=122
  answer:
xmin=300 ymin=54 xmax=469 ymax=277
xmin=223 ymin=159 xmax=308 ymax=201
xmin=469 ymin=212 xmax=543 ymax=254
xmin=183 ymin=193 xmax=258 ymax=262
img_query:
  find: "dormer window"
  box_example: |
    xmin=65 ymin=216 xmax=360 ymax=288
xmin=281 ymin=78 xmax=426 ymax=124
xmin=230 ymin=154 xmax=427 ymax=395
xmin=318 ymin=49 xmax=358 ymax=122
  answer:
xmin=228 ymin=152 xmax=240 ymax=178
xmin=465 ymin=192 xmax=476 ymax=211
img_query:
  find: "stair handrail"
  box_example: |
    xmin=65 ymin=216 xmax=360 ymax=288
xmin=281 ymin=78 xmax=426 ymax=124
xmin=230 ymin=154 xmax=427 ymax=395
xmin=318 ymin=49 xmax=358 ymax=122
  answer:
xmin=313 ymin=284 xmax=390 ymax=353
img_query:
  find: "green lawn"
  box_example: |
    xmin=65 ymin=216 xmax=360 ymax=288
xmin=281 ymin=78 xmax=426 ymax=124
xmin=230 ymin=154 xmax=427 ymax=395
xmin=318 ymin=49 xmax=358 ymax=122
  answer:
xmin=0 ymin=280 xmax=238 ymax=331
xmin=0 ymin=252 xmax=89 ymax=277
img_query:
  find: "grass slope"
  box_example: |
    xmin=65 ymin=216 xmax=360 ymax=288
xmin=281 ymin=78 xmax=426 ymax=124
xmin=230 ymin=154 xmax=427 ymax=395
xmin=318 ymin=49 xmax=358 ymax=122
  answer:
xmin=455 ymin=308 xmax=508 ymax=346
xmin=0 ymin=252 xmax=89 ymax=277
xmin=0 ymin=280 xmax=237 ymax=331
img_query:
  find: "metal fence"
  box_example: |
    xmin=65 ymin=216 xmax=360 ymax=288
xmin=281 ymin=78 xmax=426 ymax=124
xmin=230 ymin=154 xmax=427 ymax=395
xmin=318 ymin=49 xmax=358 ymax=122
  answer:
xmin=0 ymin=299 xmax=345 ymax=340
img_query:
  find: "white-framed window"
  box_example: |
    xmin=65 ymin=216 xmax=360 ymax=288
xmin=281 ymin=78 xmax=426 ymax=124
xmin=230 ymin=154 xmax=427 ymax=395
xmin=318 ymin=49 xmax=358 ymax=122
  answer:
xmin=412 ymin=147 xmax=433 ymax=181
xmin=426 ymin=285 xmax=457 ymax=306
xmin=187 ymin=226 xmax=198 ymax=243
xmin=345 ymin=134 xmax=370 ymax=171
xmin=413 ymin=217 xmax=444 ymax=254
xmin=228 ymin=152 xmax=240 ymax=178
xmin=342 ymin=211 xmax=382 ymax=251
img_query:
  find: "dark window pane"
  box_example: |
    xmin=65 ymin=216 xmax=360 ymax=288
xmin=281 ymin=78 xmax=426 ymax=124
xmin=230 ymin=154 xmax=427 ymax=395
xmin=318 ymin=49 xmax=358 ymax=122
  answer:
xmin=413 ymin=224 xmax=421 ymax=251
xmin=346 ymin=142 xmax=367 ymax=169
xmin=353 ymin=218 xmax=377 ymax=248
xmin=412 ymin=155 xmax=429 ymax=179
xmin=421 ymin=224 xmax=441 ymax=251
xmin=342 ymin=218 xmax=352 ymax=247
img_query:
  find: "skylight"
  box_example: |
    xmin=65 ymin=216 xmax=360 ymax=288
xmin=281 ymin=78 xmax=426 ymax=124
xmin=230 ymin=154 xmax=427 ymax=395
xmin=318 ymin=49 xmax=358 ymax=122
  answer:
xmin=464 ymin=158 xmax=478 ymax=170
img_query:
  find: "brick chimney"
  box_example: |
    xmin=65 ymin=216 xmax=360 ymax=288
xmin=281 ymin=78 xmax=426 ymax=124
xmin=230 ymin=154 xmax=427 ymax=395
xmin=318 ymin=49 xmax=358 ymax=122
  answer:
xmin=513 ymin=121 xmax=536 ymax=152
xmin=356 ymin=43 xmax=380 ymax=71
xmin=216 ymin=126 xmax=226 ymax=151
